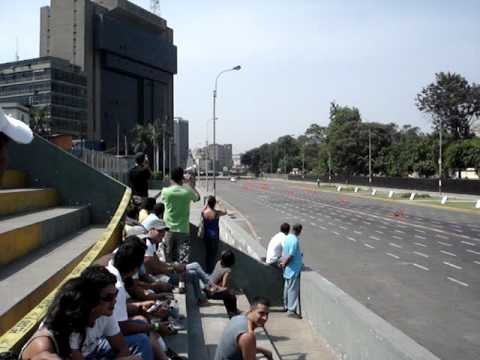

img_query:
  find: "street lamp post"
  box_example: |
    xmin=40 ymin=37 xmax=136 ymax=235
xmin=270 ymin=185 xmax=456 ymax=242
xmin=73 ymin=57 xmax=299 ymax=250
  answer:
xmin=439 ymin=118 xmax=443 ymax=193
xmin=212 ymin=65 xmax=241 ymax=197
xmin=368 ymin=128 xmax=372 ymax=184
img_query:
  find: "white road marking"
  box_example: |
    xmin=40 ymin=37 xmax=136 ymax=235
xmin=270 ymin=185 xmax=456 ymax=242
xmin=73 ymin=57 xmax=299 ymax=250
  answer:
xmin=319 ymin=226 xmax=327 ymax=230
xmin=415 ymin=229 xmax=426 ymax=233
xmin=375 ymin=230 xmax=384 ymax=234
xmin=474 ymin=261 xmax=480 ymax=265
xmin=461 ymin=241 xmax=476 ymax=246
xmin=447 ymin=277 xmax=469 ymax=287
xmin=386 ymin=252 xmax=400 ymax=259
xmin=389 ymin=242 xmax=402 ymax=249
xmin=436 ymin=234 xmax=449 ymax=240
xmin=332 ymin=231 xmax=340 ymax=236
xmin=364 ymin=243 xmax=375 ymax=249
xmin=392 ymin=235 xmax=403 ymax=240
xmin=466 ymin=249 xmax=480 ymax=255
xmin=310 ymin=222 xmax=317 ymax=226
xmin=437 ymin=241 xmax=452 ymax=247
xmin=347 ymin=237 xmax=357 ymax=242
xmin=440 ymin=250 xmax=457 ymax=257
xmin=443 ymin=261 xmax=462 ymax=270
xmin=413 ymin=263 xmax=429 ymax=271
xmin=369 ymin=236 xmax=381 ymax=241
xmin=354 ymin=230 xmax=362 ymax=235
xmin=414 ymin=235 xmax=426 ymax=240
xmin=413 ymin=251 xmax=429 ymax=258
xmin=414 ymin=242 xmax=427 ymax=248
xmin=394 ymin=229 xmax=405 ymax=234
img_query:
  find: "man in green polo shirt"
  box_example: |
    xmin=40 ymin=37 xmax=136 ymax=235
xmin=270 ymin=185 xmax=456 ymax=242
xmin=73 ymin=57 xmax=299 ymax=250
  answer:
xmin=160 ymin=167 xmax=200 ymax=263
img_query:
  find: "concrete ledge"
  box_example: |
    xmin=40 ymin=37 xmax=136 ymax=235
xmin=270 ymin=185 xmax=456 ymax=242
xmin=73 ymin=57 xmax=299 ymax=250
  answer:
xmin=0 ymin=188 xmax=131 ymax=353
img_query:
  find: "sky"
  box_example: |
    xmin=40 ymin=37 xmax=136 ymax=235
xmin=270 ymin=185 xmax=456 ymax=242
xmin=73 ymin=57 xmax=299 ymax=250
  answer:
xmin=0 ymin=0 xmax=479 ymax=153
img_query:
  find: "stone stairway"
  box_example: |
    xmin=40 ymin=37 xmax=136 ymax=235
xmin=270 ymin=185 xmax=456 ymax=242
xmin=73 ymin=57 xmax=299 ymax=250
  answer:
xmin=0 ymin=170 xmax=105 ymax=334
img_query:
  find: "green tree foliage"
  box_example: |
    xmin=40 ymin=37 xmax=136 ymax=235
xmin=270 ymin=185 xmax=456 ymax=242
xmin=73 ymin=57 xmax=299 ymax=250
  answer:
xmin=416 ymin=72 xmax=480 ymax=140
xmin=30 ymin=106 xmax=51 ymax=135
xmin=445 ymin=138 xmax=480 ymax=177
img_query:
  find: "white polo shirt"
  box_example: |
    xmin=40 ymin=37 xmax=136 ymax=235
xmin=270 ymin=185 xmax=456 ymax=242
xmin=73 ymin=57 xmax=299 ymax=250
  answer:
xmin=266 ymin=232 xmax=287 ymax=264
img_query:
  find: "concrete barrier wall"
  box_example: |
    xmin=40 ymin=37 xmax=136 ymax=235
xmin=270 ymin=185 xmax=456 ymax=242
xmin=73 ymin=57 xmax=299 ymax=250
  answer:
xmin=8 ymin=136 xmax=126 ymax=224
xmin=214 ymin=214 xmax=440 ymax=360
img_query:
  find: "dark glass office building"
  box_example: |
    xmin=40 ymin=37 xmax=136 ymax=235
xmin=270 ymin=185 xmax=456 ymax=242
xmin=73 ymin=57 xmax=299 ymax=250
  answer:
xmin=40 ymin=0 xmax=177 ymax=151
xmin=0 ymin=57 xmax=87 ymax=136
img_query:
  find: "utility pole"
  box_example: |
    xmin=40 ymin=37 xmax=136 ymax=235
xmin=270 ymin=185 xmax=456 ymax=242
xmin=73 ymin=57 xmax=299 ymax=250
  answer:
xmin=328 ymin=150 xmax=332 ymax=183
xmin=368 ymin=128 xmax=372 ymax=184
xmin=439 ymin=118 xmax=443 ymax=193
xmin=162 ymin=122 xmax=166 ymax=179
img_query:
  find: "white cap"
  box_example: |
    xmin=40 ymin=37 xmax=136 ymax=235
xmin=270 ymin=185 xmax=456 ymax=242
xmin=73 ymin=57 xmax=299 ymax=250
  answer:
xmin=0 ymin=107 xmax=33 ymax=144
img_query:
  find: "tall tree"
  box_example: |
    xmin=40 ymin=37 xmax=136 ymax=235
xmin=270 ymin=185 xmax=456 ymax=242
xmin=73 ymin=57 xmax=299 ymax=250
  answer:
xmin=416 ymin=72 xmax=480 ymax=140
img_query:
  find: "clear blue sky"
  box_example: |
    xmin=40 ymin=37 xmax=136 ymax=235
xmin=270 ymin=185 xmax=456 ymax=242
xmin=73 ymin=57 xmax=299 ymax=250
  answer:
xmin=1 ymin=0 xmax=479 ymax=153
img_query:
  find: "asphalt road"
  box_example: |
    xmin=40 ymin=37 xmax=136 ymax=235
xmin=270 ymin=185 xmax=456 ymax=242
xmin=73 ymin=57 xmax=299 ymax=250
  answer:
xmin=214 ymin=179 xmax=480 ymax=360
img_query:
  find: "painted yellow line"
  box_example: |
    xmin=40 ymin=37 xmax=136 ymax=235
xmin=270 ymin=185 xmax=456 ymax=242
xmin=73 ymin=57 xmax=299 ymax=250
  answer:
xmin=0 ymin=188 xmax=131 ymax=353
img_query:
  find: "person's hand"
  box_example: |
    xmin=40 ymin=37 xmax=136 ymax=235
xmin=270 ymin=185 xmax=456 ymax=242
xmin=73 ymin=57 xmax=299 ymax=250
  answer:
xmin=151 ymin=281 xmax=173 ymax=292
xmin=174 ymin=263 xmax=186 ymax=273
xmin=150 ymin=306 xmax=169 ymax=318
xmin=139 ymin=300 xmax=155 ymax=314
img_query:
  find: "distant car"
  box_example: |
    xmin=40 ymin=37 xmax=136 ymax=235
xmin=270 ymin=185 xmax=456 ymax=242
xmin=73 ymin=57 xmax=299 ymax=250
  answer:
xmin=230 ymin=177 xmax=237 ymax=182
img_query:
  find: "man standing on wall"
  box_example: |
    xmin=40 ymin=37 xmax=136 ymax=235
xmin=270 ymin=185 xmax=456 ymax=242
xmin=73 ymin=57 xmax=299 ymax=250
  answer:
xmin=0 ymin=107 xmax=33 ymax=181
xmin=160 ymin=167 xmax=200 ymax=264
xmin=129 ymin=152 xmax=152 ymax=202
xmin=280 ymin=223 xmax=303 ymax=319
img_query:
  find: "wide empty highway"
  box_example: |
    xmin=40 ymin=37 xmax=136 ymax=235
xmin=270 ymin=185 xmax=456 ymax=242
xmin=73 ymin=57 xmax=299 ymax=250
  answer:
xmin=214 ymin=179 xmax=480 ymax=360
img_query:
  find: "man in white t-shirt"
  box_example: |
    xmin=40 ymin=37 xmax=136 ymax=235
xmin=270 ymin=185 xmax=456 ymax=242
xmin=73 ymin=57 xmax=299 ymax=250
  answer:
xmin=266 ymin=223 xmax=290 ymax=266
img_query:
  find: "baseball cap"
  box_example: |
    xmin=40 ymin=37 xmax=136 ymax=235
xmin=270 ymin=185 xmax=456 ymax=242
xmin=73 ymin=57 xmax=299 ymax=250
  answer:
xmin=0 ymin=107 xmax=33 ymax=144
xmin=144 ymin=218 xmax=169 ymax=231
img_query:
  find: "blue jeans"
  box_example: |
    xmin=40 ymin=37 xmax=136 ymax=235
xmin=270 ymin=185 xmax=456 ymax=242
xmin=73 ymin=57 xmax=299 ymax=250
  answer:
xmin=185 ymin=262 xmax=210 ymax=301
xmin=284 ymin=275 xmax=300 ymax=313
xmin=83 ymin=333 xmax=151 ymax=360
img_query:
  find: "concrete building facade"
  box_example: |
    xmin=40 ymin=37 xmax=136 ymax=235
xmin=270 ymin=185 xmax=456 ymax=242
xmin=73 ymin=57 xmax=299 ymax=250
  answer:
xmin=173 ymin=117 xmax=189 ymax=169
xmin=206 ymin=143 xmax=233 ymax=171
xmin=0 ymin=57 xmax=87 ymax=135
xmin=40 ymin=0 xmax=177 ymax=150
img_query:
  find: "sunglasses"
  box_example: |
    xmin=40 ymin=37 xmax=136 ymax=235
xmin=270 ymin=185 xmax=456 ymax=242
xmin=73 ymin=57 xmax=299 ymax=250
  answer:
xmin=99 ymin=289 xmax=118 ymax=302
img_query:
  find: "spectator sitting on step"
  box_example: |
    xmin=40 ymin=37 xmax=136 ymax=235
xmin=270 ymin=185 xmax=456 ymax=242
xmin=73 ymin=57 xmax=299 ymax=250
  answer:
xmin=214 ymin=296 xmax=273 ymax=360
xmin=20 ymin=276 xmax=141 ymax=360
xmin=265 ymin=223 xmax=290 ymax=267
xmin=0 ymin=107 xmax=33 ymax=181
xmin=123 ymin=204 xmax=145 ymax=240
xmin=105 ymin=241 xmax=172 ymax=360
xmin=138 ymin=197 xmax=156 ymax=223
xmin=206 ymin=250 xmax=241 ymax=318
xmin=142 ymin=202 xmax=165 ymax=229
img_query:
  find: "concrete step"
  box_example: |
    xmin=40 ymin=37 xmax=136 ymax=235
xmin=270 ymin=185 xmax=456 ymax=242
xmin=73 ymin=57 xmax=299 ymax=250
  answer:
xmin=164 ymin=292 xmax=188 ymax=358
xmin=0 ymin=188 xmax=59 ymax=218
xmin=0 ymin=206 xmax=90 ymax=267
xmin=0 ymin=170 xmax=27 ymax=189
xmin=0 ymin=225 xmax=105 ymax=335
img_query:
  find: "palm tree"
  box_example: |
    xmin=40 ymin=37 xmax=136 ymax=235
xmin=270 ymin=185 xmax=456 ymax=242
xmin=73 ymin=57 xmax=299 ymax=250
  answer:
xmin=30 ymin=106 xmax=51 ymax=135
xmin=131 ymin=122 xmax=163 ymax=172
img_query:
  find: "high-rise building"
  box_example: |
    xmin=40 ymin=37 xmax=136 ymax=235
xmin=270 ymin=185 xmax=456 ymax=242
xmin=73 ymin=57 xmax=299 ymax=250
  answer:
xmin=173 ymin=117 xmax=189 ymax=169
xmin=40 ymin=0 xmax=177 ymax=150
xmin=0 ymin=57 xmax=87 ymax=136
xmin=206 ymin=143 xmax=233 ymax=171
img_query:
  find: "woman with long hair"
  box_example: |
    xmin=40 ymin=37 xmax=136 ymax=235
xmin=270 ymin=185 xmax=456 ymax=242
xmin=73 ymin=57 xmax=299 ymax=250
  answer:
xmin=201 ymin=196 xmax=227 ymax=273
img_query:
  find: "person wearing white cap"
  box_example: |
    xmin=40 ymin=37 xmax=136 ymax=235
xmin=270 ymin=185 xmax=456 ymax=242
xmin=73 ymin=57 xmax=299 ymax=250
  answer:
xmin=0 ymin=107 xmax=34 ymax=179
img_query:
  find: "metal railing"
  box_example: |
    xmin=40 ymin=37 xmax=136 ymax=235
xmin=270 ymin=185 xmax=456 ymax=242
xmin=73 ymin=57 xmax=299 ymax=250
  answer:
xmin=76 ymin=148 xmax=130 ymax=184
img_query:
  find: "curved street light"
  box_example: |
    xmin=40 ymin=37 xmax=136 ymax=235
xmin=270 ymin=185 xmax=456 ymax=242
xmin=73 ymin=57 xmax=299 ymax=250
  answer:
xmin=212 ymin=65 xmax=242 ymax=196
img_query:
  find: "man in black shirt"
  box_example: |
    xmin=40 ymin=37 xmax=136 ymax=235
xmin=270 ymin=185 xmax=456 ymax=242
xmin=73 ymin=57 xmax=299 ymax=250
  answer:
xmin=129 ymin=152 xmax=152 ymax=199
